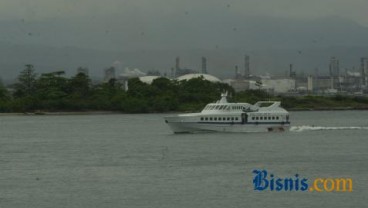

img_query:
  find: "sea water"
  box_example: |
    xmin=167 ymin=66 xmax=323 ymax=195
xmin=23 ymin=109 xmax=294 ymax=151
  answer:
xmin=0 ymin=111 xmax=367 ymax=208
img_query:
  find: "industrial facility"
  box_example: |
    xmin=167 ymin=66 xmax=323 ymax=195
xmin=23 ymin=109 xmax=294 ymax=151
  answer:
xmin=96 ymin=54 xmax=368 ymax=95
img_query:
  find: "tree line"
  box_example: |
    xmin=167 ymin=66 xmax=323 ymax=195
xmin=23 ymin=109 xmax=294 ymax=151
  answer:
xmin=0 ymin=65 xmax=234 ymax=113
xmin=1 ymin=65 xmax=368 ymax=113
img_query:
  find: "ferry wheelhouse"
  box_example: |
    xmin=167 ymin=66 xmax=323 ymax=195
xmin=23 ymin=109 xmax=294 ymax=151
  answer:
xmin=164 ymin=92 xmax=290 ymax=133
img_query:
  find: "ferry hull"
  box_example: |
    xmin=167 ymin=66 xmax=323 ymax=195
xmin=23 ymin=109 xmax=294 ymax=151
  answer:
xmin=165 ymin=117 xmax=290 ymax=133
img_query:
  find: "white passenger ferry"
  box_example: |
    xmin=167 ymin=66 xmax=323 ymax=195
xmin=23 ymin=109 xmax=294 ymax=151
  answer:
xmin=164 ymin=92 xmax=290 ymax=133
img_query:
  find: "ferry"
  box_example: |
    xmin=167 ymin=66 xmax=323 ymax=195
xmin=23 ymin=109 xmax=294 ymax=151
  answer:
xmin=164 ymin=92 xmax=290 ymax=133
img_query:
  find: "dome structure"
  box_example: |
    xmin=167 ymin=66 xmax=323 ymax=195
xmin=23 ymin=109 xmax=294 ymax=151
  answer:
xmin=138 ymin=76 xmax=161 ymax=84
xmin=176 ymin=73 xmax=221 ymax=83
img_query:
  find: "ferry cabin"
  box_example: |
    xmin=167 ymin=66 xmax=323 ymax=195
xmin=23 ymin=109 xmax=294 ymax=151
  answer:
xmin=198 ymin=103 xmax=290 ymax=125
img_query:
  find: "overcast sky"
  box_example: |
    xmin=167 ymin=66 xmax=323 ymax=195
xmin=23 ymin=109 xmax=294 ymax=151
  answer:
xmin=1 ymin=0 xmax=368 ymax=79
xmin=1 ymin=0 xmax=368 ymax=25
xmin=1 ymin=0 xmax=368 ymax=51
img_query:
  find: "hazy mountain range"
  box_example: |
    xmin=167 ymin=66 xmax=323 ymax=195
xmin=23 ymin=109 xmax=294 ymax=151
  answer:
xmin=1 ymin=15 xmax=368 ymax=83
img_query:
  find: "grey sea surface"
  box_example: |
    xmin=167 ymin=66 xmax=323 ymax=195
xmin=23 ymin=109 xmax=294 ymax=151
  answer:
xmin=0 ymin=111 xmax=367 ymax=208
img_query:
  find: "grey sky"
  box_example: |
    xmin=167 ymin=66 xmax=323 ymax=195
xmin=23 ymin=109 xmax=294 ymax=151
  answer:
xmin=1 ymin=0 xmax=368 ymax=80
xmin=1 ymin=0 xmax=368 ymax=51
xmin=1 ymin=0 xmax=368 ymax=25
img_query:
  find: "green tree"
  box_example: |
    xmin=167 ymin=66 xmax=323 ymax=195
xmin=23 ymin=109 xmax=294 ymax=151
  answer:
xmin=68 ymin=72 xmax=91 ymax=98
xmin=35 ymin=71 xmax=69 ymax=110
xmin=14 ymin=64 xmax=38 ymax=98
xmin=0 ymin=81 xmax=10 ymax=112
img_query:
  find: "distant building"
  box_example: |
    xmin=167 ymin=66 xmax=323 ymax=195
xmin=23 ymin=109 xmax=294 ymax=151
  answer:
xmin=174 ymin=56 xmax=198 ymax=77
xmin=139 ymin=76 xmax=161 ymax=84
xmin=307 ymin=76 xmax=313 ymax=92
xmin=309 ymin=76 xmax=335 ymax=94
xmin=201 ymin=57 xmax=207 ymax=74
xmin=289 ymin=64 xmax=296 ymax=78
xmin=223 ymin=79 xmax=250 ymax=92
xmin=261 ymin=78 xmax=295 ymax=94
xmin=176 ymin=73 xmax=221 ymax=83
xmin=146 ymin=70 xmax=161 ymax=76
xmin=234 ymin=65 xmax=242 ymax=79
xmin=361 ymin=57 xmax=368 ymax=87
xmin=343 ymin=70 xmax=362 ymax=92
xmin=244 ymin=55 xmax=250 ymax=78
xmin=329 ymin=57 xmax=340 ymax=77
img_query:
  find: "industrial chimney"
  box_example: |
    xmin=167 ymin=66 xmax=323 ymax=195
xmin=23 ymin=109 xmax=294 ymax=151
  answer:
xmin=244 ymin=55 xmax=250 ymax=78
xmin=201 ymin=57 xmax=207 ymax=74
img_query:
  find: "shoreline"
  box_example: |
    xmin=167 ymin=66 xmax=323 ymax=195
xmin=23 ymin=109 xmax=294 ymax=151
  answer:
xmin=0 ymin=111 xmax=119 ymax=116
xmin=1 ymin=107 xmax=368 ymax=116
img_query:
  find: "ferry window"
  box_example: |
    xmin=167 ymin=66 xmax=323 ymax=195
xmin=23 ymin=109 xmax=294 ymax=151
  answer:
xmin=218 ymin=117 xmax=222 ymax=121
xmin=205 ymin=117 xmax=208 ymax=121
xmin=268 ymin=117 xmax=271 ymax=120
xmin=272 ymin=116 xmax=275 ymax=120
xmin=227 ymin=117 xmax=230 ymax=120
xmin=214 ymin=117 xmax=217 ymax=121
xmin=231 ymin=117 xmax=234 ymax=121
xmin=252 ymin=117 xmax=255 ymax=120
xmin=260 ymin=117 xmax=263 ymax=120
xmin=276 ymin=116 xmax=279 ymax=120
xmin=235 ymin=117 xmax=238 ymax=120
xmin=210 ymin=117 xmax=213 ymax=121
xmin=200 ymin=117 xmax=203 ymax=121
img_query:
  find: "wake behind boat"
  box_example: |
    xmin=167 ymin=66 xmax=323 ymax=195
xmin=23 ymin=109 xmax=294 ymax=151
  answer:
xmin=164 ymin=92 xmax=290 ymax=133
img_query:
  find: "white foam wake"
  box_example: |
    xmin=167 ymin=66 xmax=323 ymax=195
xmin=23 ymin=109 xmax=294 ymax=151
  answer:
xmin=290 ymin=125 xmax=368 ymax=132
